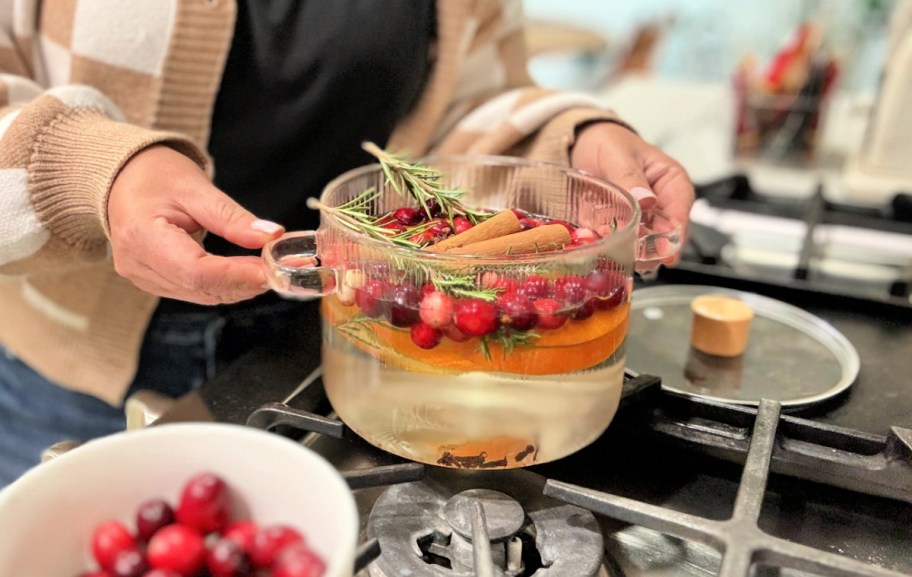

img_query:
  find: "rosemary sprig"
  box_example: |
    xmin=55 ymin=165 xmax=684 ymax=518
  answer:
xmin=362 ymin=141 xmax=491 ymax=225
xmin=306 ymin=191 xmax=423 ymax=249
xmin=478 ymin=328 xmax=540 ymax=361
xmin=429 ymin=274 xmax=500 ymax=301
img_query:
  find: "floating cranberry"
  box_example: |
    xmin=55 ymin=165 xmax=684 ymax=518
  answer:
xmin=423 ymin=199 xmax=442 ymax=218
xmin=92 ymin=520 xmax=138 ymax=572
xmin=497 ymin=293 xmax=537 ymax=331
xmin=356 ymin=280 xmax=389 ymax=318
xmin=273 ymin=543 xmax=326 ymax=577
xmin=453 ymin=299 xmax=499 ymax=337
xmin=518 ymin=218 xmax=541 ymax=231
xmin=420 ymin=282 xmax=437 ymax=297
xmin=520 ymin=275 xmax=551 ymax=300
xmin=175 ymin=472 xmax=231 ymax=534
xmin=392 ymin=207 xmax=423 ymax=226
xmin=570 ymin=227 xmax=600 ymax=246
xmin=222 ymin=519 xmax=259 ymax=553
xmin=572 ymin=299 xmax=597 ymax=321
xmin=136 ymin=499 xmax=175 ymax=542
xmin=206 ymin=537 xmax=250 ymax=577
xmin=443 ymin=323 xmax=471 ymax=342
xmin=147 ymin=524 xmax=205 ymax=577
xmin=419 ymin=291 xmax=454 ymax=328
xmin=585 ymin=270 xmax=625 ymax=309
xmin=553 ymin=275 xmax=588 ymax=306
xmin=452 ymin=216 xmax=473 ymax=234
xmin=249 ymin=525 xmax=305 ymax=569
xmin=388 ymin=285 xmax=421 ymax=327
xmin=111 ymin=549 xmax=147 ymax=577
xmin=533 ymin=299 xmax=567 ymax=330
xmin=410 ymin=322 xmax=442 ymax=349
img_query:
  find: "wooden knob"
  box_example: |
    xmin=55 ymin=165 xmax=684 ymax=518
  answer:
xmin=690 ymin=295 xmax=754 ymax=357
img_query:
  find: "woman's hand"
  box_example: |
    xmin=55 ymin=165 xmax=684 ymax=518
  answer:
xmin=570 ymin=122 xmax=694 ymax=263
xmin=107 ymin=145 xmax=284 ymax=304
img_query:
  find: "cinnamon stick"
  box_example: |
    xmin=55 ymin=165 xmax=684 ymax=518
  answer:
xmin=446 ymin=224 xmax=570 ymax=256
xmin=425 ymin=210 xmax=521 ymax=253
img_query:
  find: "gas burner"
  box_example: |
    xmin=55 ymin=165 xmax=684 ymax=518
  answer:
xmin=366 ymin=468 xmax=607 ymax=576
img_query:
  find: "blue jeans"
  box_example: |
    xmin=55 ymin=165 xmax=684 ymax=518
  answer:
xmin=0 ymin=296 xmax=303 ymax=489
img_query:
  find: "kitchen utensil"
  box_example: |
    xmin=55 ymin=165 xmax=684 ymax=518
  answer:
xmin=262 ymin=156 xmax=681 ymax=469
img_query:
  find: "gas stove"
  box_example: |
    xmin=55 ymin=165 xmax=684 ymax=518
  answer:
xmin=153 ymin=175 xmax=912 ymax=576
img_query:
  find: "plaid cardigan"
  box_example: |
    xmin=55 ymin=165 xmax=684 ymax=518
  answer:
xmin=0 ymin=0 xmax=619 ymax=405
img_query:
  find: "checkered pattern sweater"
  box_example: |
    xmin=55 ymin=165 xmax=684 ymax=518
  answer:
xmin=0 ymin=0 xmax=619 ymax=405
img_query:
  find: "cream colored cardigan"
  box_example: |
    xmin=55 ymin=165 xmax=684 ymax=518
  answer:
xmin=0 ymin=0 xmax=619 ymax=405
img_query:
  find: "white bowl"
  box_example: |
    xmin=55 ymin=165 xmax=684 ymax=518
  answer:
xmin=0 ymin=422 xmax=358 ymax=576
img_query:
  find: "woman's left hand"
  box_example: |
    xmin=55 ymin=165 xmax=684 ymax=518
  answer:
xmin=570 ymin=121 xmax=694 ymax=264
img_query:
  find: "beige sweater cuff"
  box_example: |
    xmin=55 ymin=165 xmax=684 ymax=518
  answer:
xmin=523 ymin=108 xmax=636 ymax=166
xmin=28 ymin=108 xmax=209 ymax=246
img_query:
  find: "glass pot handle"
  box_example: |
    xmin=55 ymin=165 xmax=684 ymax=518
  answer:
xmin=261 ymin=231 xmax=338 ymax=300
xmin=636 ymin=208 xmax=683 ymax=275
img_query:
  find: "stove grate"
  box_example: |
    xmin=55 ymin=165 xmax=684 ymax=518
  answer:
xmin=544 ymin=399 xmax=908 ymax=577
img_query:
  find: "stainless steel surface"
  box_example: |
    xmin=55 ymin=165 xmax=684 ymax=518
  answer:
xmin=627 ymin=284 xmax=860 ymax=407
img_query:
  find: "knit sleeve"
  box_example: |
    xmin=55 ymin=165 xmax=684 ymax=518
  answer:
xmin=0 ymin=78 xmax=207 ymax=278
xmin=426 ymin=0 xmax=629 ymax=165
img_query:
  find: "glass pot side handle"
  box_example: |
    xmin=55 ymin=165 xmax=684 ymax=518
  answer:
xmin=261 ymin=231 xmax=338 ymax=300
xmin=635 ymin=208 xmax=684 ymax=274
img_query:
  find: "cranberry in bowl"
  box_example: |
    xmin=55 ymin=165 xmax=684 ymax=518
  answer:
xmin=0 ymin=423 xmax=357 ymax=577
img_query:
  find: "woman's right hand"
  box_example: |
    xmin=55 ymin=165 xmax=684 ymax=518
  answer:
xmin=107 ymin=145 xmax=285 ymax=305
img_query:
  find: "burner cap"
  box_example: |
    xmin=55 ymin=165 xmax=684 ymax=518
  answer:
xmin=443 ymin=489 xmax=525 ymax=542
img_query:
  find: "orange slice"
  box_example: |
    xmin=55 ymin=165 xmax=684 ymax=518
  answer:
xmin=323 ymin=297 xmax=629 ymax=375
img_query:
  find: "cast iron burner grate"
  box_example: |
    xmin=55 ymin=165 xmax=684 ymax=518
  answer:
xmin=245 ymin=372 xmax=911 ymax=576
xmin=545 ymin=399 xmax=908 ymax=577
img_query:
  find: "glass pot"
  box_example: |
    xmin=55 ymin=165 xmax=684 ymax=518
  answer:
xmin=262 ymin=157 xmax=681 ymax=469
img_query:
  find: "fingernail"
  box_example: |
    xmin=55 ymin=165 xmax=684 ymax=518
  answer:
xmin=629 ymin=186 xmax=657 ymax=203
xmin=251 ymin=219 xmax=283 ymax=234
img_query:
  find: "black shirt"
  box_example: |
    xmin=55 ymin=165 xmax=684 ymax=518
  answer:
xmin=206 ymin=0 xmax=436 ymax=256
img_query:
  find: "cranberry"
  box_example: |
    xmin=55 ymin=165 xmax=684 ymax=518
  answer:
xmin=510 ymin=208 xmax=528 ymax=220
xmin=388 ymin=285 xmax=421 ymax=327
xmin=533 ymin=299 xmax=567 ymax=330
xmin=553 ymin=275 xmax=588 ymax=306
xmin=392 ymin=207 xmax=423 ymax=226
xmin=518 ymin=218 xmax=541 ymax=231
xmin=147 ymin=524 xmax=205 ymax=577
xmin=380 ymin=220 xmax=407 ymax=234
xmin=443 ymin=323 xmax=471 ymax=342
xmin=420 ymin=282 xmax=436 ymax=297
xmin=355 ymin=280 xmax=389 ymax=318
xmin=112 ymin=549 xmax=148 ymax=577
xmin=453 ymin=299 xmax=499 ymax=337
xmin=497 ymin=293 xmax=537 ymax=331
xmin=175 ymin=472 xmax=231 ymax=534
xmin=519 ymin=275 xmax=551 ymax=300
xmin=79 ymin=571 xmax=114 ymax=577
xmin=273 ymin=544 xmax=326 ymax=577
xmin=422 ymin=198 xmax=442 ymax=218
xmin=142 ymin=571 xmax=182 ymax=577
xmin=570 ymin=227 xmax=600 ymax=246
xmin=206 ymin=537 xmax=250 ymax=577
xmin=222 ymin=519 xmax=259 ymax=553
xmin=452 ymin=216 xmax=473 ymax=234
xmin=92 ymin=520 xmax=138 ymax=572
xmin=249 ymin=525 xmax=304 ymax=569
xmin=572 ymin=299 xmax=597 ymax=321
xmin=491 ymin=277 xmax=519 ymax=294
xmin=136 ymin=499 xmax=175 ymax=542
xmin=585 ymin=270 xmax=625 ymax=309
xmin=410 ymin=322 xmax=442 ymax=349
xmin=419 ymin=291 xmax=454 ymax=328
